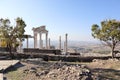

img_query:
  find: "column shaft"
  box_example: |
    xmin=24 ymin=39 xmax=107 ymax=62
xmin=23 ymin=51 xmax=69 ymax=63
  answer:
xmin=34 ymin=32 xmax=37 ymax=48
xmin=65 ymin=33 xmax=68 ymax=53
xmin=27 ymin=38 xmax=28 ymax=48
xmin=41 ymin=40 xmax=43 ymax=49
xmin=46 ymin=33 xmax=48 ymax=49
xmin=39 ymin=33 xmax=42 ymax=49
xmin=59 ymin=36 xmax=61 ymax=50
xmin=49 ymin=38 xmax=50 ymax=49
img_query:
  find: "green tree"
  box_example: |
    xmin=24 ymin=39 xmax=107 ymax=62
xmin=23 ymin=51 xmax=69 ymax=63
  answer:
xmin=91 ymin=19 xmax=120 ymax=58
xmin=0 ymin=17 xmax=26 ymax=58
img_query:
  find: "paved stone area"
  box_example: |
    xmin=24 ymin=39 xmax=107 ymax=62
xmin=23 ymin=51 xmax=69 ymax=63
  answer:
xmin=0 ymin=60 xmax=19 ymax=71
xmin=0 ymin=73 xmax=3 ymax=80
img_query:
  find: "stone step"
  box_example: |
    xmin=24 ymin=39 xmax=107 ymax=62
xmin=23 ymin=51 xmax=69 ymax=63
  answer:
xmin=0 ymin=60 xmax=19 ymax=71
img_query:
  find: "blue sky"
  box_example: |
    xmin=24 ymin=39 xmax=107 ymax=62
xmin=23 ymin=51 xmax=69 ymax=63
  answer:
xmin=0 ymin=0 xmax=120 ymax=41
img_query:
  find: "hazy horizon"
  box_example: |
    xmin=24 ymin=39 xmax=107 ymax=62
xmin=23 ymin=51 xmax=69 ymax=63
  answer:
xmin=22 ymin=39 xmax=100 ymax=48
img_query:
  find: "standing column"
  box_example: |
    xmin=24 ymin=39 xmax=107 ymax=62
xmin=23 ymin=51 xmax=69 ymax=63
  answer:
xmin=65 ymin=33 xmax=68 ymax=53
xmin=34 ymin=32 xmax=37 ymax=48
xmin=41 ymin=40 xmax=43 ymax=49
xmin=39 ymin=33 xmax=42 ymax=49
xmin=49 ymin=38 xmax=50 ymax=49
xmin=26 ymin=38 xmax=28 ymax=48
xmin=46 ymin=33 xmax=48 ymax=49
xmin=64 ymin=41 xmax=66 ymax=52
xmin=59 ymin=36 xmax=61 ymax=50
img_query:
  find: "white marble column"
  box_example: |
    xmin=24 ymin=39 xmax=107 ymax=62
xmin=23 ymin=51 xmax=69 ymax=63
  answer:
xmin=65 ymin=33 xmax=68 ymax=53
xmin=41 ymin=40 xmax=43 ymax=49
xmin=46 ymin=33 xmax=48 ymax=49
xmin=34 ymin=32 xmax=37 ymax=48
xmin=64 ymin=41 xmax=66 ymax=52
xmin=59 ymin=36 xmax=61 ymax=50
xmin=49 ymin=38 xmax=50 ymax=49
xmin=39 ymin=33 xmax=42 ymax=49
xmin=26 ymin=38 xmax=28 ymax=48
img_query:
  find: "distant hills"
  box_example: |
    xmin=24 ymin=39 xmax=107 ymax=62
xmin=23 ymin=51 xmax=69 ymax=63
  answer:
xmin=22 ymin=39 xmax=101 ymax=48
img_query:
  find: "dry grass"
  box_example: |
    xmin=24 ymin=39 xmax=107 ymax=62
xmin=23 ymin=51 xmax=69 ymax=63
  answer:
xmin=4 ymin=59 xmax=120 ymax=80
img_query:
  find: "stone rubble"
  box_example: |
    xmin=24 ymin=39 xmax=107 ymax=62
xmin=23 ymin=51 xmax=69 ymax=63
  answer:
xmin=23 ymin=61 xmax=98 ymax=80
xmin=5 ymin=59 xmax=120 ymax=80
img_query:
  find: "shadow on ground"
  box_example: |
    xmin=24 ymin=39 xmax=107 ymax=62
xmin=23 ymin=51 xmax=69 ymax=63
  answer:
xmin=91 ymin=68 xmax=120 ymax=80
xmin=3 ymin=62 xmax=25 ymax=73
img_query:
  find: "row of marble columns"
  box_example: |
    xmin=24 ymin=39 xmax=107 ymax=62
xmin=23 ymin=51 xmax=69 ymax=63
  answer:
xmin=0 ymin=33 xmax=68 ymax=54
xmin=33 ymin=33 xmax=68 ymax=52
xmin=59 ymin=33 xmax=68 ymax=53
xmin=34 ymin=32 xmax=48 ymax=49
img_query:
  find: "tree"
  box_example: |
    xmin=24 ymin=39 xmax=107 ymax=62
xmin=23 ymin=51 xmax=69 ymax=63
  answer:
xmin=0 ymin=17 xmax=26 ymax=58
xmin=91 ymin=19 xmax=120 ymax=58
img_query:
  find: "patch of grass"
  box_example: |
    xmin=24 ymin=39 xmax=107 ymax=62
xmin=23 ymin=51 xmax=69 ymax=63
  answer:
xmin=5 ymin=69 xmax=25 ymax=80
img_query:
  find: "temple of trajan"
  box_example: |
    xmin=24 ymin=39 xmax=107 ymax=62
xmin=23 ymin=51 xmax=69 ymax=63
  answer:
xmin=31 ymin=25 xmax=68 ymax=53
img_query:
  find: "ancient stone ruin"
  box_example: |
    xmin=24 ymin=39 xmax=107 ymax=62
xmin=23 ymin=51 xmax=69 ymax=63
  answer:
xmin=32 ymin=26 xmax=49 ymax=49
xmin=24 ymin=25 xmax=69 ymax=55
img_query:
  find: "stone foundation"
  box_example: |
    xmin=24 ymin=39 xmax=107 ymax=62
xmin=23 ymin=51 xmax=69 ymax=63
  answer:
xmin=0 ymin=47 xmax=16 ymax=52
xmin=23 ymin=48 xmax=61 ymax=55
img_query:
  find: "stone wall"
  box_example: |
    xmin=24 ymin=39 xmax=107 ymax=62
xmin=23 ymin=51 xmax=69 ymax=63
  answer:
xmin=23 ymin=48 xmax=61 ymax=55
xmin=0 ymin=47 xmax=16 ymax=52
xmin=13 ymin=53 xmax=114 ymax=62
xmin=0 ymin=52 xmax=119 ymax=62
xmin=0 ymin=47 xmax=8 ymax=52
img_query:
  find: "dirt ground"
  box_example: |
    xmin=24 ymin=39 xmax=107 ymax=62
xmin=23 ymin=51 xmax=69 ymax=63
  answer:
xmin=4 ymin=58 xmax=120 ymax=80
xmin=86 ymin=59 xmax=120 ymax=80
